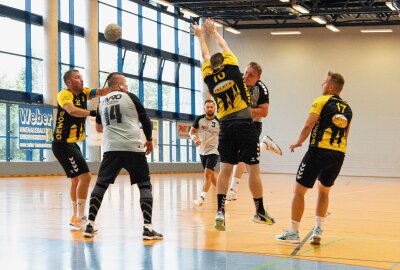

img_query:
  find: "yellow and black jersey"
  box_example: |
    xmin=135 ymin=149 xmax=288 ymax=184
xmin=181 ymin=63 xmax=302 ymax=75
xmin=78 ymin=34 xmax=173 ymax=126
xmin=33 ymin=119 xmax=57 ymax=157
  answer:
xmin=309 ymin=94 xmax=353 ymax=153
xmin=53 ymin=87 xmax=95 ymax=143
xmin=202 ymin=51 xmax=251 ymax=120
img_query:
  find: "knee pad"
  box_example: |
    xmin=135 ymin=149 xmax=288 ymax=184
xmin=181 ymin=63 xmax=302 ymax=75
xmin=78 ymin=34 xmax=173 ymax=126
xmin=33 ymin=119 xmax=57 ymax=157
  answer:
xmin=138 ymin=180 xmax=152 ymax=199
xmin=91 ymin=183 xmax=109 ymax=198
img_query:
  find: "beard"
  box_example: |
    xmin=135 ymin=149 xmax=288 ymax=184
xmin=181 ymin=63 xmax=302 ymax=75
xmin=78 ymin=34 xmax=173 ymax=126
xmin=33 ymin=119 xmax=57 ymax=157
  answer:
xmin=206 ymin=112 xmax=215 ymax=117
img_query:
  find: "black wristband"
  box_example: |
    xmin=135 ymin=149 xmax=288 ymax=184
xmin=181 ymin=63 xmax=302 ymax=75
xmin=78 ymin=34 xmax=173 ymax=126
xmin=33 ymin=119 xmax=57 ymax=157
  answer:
xmin=90 ymin=110 xmax=97 ymax=117
xmin=147 ymin=137 xmax=153 ymax=141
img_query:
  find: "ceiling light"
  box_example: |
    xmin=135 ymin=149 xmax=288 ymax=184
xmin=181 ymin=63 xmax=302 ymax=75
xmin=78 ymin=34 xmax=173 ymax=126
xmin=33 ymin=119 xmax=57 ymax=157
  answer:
xmin=326 ymin=24 xmax=340 ymax=32
xmin=386 ymin=1 xmax=397 ymax=10
xmin=292 ymin=4 xmax=310 ymax=14
xmin=270 ymin=30 xmax=301 ymax=35
xmin=280 ymin=0 xmax=290 ymax=2
xmin=311 ymin=16 xmax=327 ymax=24
xmin=182 ymin=9 xmax=199 ymax=17
xmin=152 ymin=0 xmax=173 ymax=8
xmin=360 ymin=29 xmax=393 ymax=33
xmin=225 ymin=27 xmax=241 ymax=34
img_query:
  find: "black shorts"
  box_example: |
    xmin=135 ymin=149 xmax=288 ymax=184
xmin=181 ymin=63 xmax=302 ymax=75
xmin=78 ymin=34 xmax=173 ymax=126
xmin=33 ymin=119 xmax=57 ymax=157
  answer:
xmin=52 ymin=141 xmax=89 ymax=178
xmin=96 ymin=151 xmax=150 ymax=186
xmin=254 ymin=122 xmax=262 ymax=137
xmin=296 ymin=147 xmax=345 ymax=188
xmin=218 ymin=119 xmax=260 ymax=165
xmin=200 ymin=154 xmax=219 ymax=170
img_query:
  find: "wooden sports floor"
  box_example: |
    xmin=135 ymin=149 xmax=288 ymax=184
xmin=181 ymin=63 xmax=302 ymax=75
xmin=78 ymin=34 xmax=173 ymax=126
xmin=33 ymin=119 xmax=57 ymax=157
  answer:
xmin=0 ymin=172 xmax=399 ymax=270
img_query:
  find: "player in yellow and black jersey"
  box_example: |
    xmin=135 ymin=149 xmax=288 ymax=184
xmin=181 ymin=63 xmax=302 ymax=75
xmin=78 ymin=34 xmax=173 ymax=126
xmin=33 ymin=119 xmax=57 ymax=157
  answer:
xmin=192 ymin=18 xmax=275 ymax=232
xmin=51 ymin=69 xmax=109 ymax=229
xmin=276 ymin=71 xmax=352 ymax=245
xmin=54 ymin=86 xmax=93 ymax=143
xmin=202 ymin=51 xmax=251 ymax=120
xmin=309 ymin=94 xmax=352 ymax=153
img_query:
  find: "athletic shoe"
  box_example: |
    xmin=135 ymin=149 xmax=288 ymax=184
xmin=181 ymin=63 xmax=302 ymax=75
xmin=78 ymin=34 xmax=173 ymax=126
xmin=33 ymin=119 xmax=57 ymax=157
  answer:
xmin=214 ymin=210 xmax=226 ymax=231
xmin=309 ymin=226 xmax=323 ymax=245
xmin=83 ymin=222 xmax=94 ymax=238
xmin=226 ymin=188 xmax=237 ymax=201
xmin=252 ymin=211 xmax=275 ymax=225
xmin=262 ymin=135 xmax=282 ymax=156
xmin=276 ymin=230 xmax=300 ymax=244
xmin=193 ymin=197 xmax=204 ymax=207
xmin=143 ymin=227 xmax=163 ymax=240
xmin=69 ymin=216 xmax=80 ymax=229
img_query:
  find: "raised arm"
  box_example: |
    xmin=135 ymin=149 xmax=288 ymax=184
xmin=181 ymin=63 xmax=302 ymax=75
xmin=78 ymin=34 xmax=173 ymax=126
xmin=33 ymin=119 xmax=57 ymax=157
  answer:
xmin=204 ymin=18 xmax=231 ymax=53
xmin=190 ymin=22 xmax=210 ymax=62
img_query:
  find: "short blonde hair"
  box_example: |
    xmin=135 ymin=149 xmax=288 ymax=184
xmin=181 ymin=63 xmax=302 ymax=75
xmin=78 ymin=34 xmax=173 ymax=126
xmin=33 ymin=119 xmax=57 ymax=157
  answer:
xmin=328 ymin=71 xmax=345 ymax=91
xmin=247 ymin=62 xmax=262 ymax=76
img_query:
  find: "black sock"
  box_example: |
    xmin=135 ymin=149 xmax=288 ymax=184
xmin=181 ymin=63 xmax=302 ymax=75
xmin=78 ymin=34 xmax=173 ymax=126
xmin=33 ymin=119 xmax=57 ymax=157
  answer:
xmin=217 ymin=194 xmax=226 ymax=213
xmin=253 ymin=197 xmax=265 ymax=214
xmin=138 ymin=180 xmax=153 ymax=224
xmin=140 ymin=198 xmax=153 ymax=224
xmin=88 ymin=184 xmax=108 ymax=222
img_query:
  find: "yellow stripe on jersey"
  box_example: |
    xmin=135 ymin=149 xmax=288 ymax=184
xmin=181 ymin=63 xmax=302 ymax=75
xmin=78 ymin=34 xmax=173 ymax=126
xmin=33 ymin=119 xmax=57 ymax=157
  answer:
xmin=309 ymin=95 xmax=333 ymax=115
xmin=57 ymin=89 xmax=74 ymax=108
xmin=221 ymin=51 xmax=239 ymax=66
xmin=57 ymin=88 xmax=92 ymax=108
xmin=215 ymin=84 xmax=249 ymax=119
xmin=202 ymin=51 xmax=239 ymax=80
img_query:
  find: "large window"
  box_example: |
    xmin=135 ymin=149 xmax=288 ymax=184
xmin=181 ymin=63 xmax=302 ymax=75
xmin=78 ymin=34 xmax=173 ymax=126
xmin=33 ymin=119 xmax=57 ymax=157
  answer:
xmin=0 ymin=0 xmax=201 ymax=162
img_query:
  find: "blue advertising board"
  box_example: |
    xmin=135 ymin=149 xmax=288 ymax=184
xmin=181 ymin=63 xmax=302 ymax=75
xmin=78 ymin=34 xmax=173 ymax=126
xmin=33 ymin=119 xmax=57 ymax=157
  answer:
xmin=19 ymin=105 xmax=53 ymax=149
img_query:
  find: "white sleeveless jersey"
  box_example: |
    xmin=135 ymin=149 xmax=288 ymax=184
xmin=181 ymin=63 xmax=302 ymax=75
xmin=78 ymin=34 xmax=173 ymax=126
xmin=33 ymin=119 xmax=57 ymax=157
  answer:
xmin=97 ymin=91 xmax=150 ymax=153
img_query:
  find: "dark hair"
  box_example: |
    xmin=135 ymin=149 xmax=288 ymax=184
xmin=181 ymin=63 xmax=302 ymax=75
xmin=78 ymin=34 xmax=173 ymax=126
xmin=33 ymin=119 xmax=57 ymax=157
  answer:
xmin=327 ymin=71 xmax=345 ymax=91
xmin=247 ymin=62 xmax=262 ymax=76
xmin=106 ymin=72 xmax=124 ymax=87
xmin=63 ymin=69 xmax=80 ymax=85
xmin=210 ymin=53 xmax=223 ymax=69
xmin=204 ymin=99 xmax=215 ymax=105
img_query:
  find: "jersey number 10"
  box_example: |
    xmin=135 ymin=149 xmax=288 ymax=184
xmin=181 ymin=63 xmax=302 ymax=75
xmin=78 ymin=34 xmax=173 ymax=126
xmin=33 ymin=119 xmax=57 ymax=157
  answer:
xmin=104 ymin=105 xmax=122 ymax=125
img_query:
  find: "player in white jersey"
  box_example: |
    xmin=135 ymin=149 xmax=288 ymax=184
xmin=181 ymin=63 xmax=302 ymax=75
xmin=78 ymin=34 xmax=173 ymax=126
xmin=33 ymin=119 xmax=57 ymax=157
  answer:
xmin=189 ymin=100 xmax=220 ymax=206
xmin=226 ymin=62 xmax=282 ymax=202
xmin=83 ymin=72 xmax=163 ymax=240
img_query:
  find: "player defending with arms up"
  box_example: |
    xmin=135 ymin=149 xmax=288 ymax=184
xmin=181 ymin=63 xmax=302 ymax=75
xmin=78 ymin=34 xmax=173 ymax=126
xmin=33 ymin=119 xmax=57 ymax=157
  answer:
xmin=191 ymin=18 xmax=275 ymax=231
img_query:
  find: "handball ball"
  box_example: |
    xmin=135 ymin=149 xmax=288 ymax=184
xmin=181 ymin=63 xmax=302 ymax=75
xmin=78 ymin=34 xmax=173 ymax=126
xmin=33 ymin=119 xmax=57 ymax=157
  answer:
xmin=104 ymin=23 xmax=122 ymax=42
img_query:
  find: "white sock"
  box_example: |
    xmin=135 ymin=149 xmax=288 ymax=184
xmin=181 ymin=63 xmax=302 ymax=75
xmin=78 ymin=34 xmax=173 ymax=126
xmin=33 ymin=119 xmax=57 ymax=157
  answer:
xmin=200 ymin=192 xmax=207 ymax=200
xmin=77 ymin=199 xmax=86 ymax=218
xmin=289 ymin=220 xmax=300 ymax=232
xmin=260 ymin=140 xmax=268 ymax=152
xmin=144 ymin=223 xmax=153 ymax=231
xmin=89 ymin=220 xmax=95 ymax=226
xmin=72 ymin=201 xmax=77 ymax=217
xmin=315 ymin=216 xmax=324 ymax=229
xmin=230 ymin=177 xmax=240 ymax=190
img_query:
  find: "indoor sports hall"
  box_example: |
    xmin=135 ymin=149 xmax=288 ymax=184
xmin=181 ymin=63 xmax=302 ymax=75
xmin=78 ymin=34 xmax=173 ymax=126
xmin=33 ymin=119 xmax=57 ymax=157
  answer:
xmin=0 ymin=1 xmax=399 ymax=269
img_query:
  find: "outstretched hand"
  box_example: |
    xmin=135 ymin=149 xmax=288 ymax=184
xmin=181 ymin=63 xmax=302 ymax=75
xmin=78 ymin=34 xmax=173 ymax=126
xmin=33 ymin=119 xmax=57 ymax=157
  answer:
xmin=190 ymin=22 xmax=204 ymax=37
xmin=203 ymin=18 xmax=216 ymax=34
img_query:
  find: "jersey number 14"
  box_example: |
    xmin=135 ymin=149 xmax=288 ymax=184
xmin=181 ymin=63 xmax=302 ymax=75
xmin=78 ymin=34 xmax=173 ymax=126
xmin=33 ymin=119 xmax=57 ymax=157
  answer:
xmin=104 ymin=105 xmax=122 ymax=125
